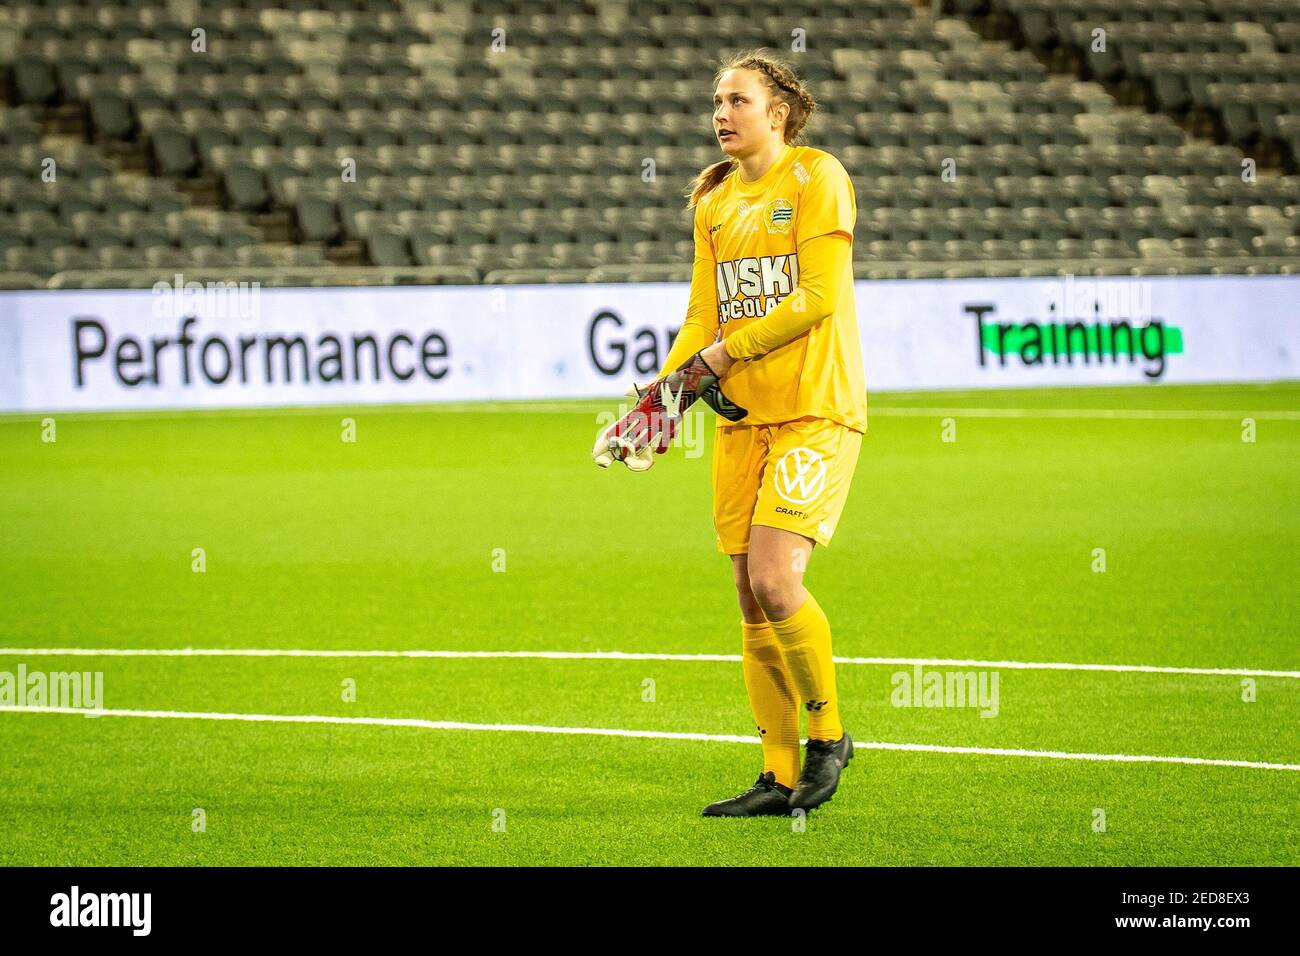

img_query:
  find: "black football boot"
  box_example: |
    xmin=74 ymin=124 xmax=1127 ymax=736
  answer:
xmin=701 ymin=771 xmax=794 ymax=817
xmin=788 ymin=731 xmax=853 ymax=812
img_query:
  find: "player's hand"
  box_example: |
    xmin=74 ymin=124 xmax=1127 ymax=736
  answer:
xmin=592 ymin=379 xmax=680 ymax=472
xmin=592 ymin=350 xmax=748 ymax=471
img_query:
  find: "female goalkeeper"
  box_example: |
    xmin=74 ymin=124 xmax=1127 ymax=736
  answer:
xmin=645 ymin=50 xmax=867 ymax=816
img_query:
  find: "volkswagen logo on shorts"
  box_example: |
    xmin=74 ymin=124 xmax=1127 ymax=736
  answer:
xmin=774 ymin=447 xmax=827 ymax=505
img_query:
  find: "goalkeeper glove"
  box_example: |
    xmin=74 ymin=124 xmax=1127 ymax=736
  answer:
xmin=592 ymin=350 xmax=748 ymax=471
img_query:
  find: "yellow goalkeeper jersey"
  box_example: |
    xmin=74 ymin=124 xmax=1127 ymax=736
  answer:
xmin=658 ymin=144 xmax=867 ymax=434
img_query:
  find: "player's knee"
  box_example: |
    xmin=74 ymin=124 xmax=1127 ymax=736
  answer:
xmin=747 ymin=567 xmax=796 ymax=620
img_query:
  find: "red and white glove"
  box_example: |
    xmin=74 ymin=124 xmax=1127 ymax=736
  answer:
xmin=591 ymin=378 xmax=684 ymax=472
xmin=591 ymin=351 xmax=747 ymax=472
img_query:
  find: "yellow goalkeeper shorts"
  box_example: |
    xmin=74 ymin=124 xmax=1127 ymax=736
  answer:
xmin=712 ymin=416 xmax=863 ymax=556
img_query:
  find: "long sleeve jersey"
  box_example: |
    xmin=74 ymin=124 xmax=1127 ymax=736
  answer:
xmin=656 ymin=144 xmax=867 ymax=433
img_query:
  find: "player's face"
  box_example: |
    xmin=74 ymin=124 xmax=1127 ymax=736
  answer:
xmin=713 ymin=69 xmax=782 ymax=158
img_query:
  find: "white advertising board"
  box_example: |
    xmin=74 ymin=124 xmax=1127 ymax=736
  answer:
xmin=0 ymin=274 xmax=1295 ymax=412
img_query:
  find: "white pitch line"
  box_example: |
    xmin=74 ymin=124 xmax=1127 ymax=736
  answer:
xmin=0 ymin=648 xmax=1296 ymax=679
xmin=2 ymin=705 xmax=1297 ymax=773
xmin=837 ymin=656 xmax=1300 ymax=679
xmin=869 ymin=406 xmax=1300 ymax=421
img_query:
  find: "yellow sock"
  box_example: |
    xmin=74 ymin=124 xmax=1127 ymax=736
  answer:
xmin=741 ymin=620 xmax=801 ymax=790
xmin=769 ymin=591 xmax=844 ymax=742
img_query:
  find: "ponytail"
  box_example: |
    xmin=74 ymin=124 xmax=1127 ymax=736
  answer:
xmin=685 ymin=158 xmax=736 ymax=209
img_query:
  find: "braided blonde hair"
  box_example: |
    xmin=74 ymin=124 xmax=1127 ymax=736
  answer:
xmin=686 ymin=48 xmax=818 ymax=209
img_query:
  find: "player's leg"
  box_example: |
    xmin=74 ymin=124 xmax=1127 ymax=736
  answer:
xmin=748 ymin=524 xmax=853 ymax=811
xmin=746 ymin=524 xmax=844 ymax=745
xmin=731 ymin=551 xmax=766 ymax=625
xmin=746 ymin=418 xmax=865 ymax=810
xmin=731 ymin=552 xmax=801 ymax=791
xmin=745 ymin=525 xmax=811 ymax=620
xmin=702 ymin=425 xmax=800 ymax=817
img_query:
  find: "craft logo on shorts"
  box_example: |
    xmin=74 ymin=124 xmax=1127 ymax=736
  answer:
xmin=773 ymin=446 xmax=826 ymax=505
xmin=765 ymin=198 xmax=793 ymax=235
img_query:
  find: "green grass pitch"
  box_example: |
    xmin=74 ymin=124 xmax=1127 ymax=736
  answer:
xmin=1 ymin=382 xmax=1297 ymax=866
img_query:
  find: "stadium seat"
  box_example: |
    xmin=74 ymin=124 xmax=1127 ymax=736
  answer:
xmin=0 ymin=0 xmax=1292 ymax=285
